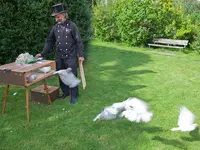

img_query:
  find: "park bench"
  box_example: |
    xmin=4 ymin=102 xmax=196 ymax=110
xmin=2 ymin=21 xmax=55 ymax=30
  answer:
xmin=148 ymin=38 xmax=189 ymax=49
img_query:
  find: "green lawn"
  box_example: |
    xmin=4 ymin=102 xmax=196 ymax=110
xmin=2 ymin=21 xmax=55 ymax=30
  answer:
xmin=1 ymin=40 xmax=200 ymax=150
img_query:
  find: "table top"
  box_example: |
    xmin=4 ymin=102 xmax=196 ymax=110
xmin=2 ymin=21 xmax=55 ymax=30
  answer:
xmin=0 ymin=60 xmax=56 ymax=87
xmin=0 ymin=60 xmax=55 ymax=73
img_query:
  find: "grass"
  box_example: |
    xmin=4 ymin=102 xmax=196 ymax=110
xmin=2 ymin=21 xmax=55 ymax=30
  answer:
xmin=1 ymin=40 xmax=200 ymax=150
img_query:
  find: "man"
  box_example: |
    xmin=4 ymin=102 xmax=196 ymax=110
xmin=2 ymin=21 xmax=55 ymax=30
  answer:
xmin=35 ymin=3 xmax=84 ymax=104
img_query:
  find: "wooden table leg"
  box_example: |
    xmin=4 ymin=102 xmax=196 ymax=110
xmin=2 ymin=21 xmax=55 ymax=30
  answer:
xmin=26 ymin=87 xmax=30 ymax=121
xmin=43 ymin=79 xmax=52 ymax=104
xmin=2 ymin=84 xmax=9 ymax=114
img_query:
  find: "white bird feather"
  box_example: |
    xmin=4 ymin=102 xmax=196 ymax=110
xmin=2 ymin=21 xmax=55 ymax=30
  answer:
xmin=53 ymin=68 xmax=80 ymax=88
xmin=93 ymin=106 xmax=119 ymax=121
xmin=119 ymin=109 xmax=138 ymax=122
xmin=39 ymin=66 xmax=51 ymax=73
xmin=118 ymin=97 xmax=153 ymax=123
xmin=112 ymin=102 xmax=126 ymax=112
xmin=123 ymin=97 xmax=150 ymax=113
xmin=171 ymin=106 xmax=198 ymax=132
xmin=93 ymin=97 xmax=153 ymax=123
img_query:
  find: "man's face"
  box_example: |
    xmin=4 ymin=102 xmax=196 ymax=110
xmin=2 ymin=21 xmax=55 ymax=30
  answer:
xmin=55 ymin=14 xmax=65 ymax=23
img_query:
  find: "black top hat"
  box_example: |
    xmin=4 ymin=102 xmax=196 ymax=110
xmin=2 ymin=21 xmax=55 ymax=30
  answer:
xmin=51 ymin=3 xmax=67 ymax=16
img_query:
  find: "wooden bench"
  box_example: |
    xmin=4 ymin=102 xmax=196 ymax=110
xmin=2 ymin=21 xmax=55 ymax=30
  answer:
xmin=148 ymin=38 xmax=189 ymax=49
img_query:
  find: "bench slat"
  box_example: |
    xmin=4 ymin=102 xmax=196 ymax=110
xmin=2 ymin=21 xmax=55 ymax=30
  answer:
xmin=148 ymin=44 xmax=184 ymax=49
xmin=153 ymin=38 xmax=188 ymax=45
xmin=148 ymin=38 xmax=189 ymax=49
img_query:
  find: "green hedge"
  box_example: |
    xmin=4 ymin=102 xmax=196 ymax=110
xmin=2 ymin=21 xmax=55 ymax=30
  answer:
xmin=92 ymin=0 xmax=200 ymax=49
xmin=0 ymin=0 xmax=91 ymax=65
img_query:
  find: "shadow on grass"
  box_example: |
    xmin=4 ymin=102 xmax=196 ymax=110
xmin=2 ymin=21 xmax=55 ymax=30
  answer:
xmin=92 ymin=119 xmax=164 ymax=134
xmin=0 ymin=43 xmax=154 ymax=120
xmin=86 ymin=44 xmax=155 ymax=103
xmin=0 ymin=42 xmax=157 ymax=149
xmin=181 ymin=127 xmax=200 ymax=142
xmin=152 ymin=136 xmax=188 ymax=150
xmin=130 ymin=70 xmax=156 ymax=75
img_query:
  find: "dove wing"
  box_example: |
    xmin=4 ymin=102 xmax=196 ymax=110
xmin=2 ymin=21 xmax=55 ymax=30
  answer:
xmin=121 ymin=109 xmax=138 ymax=122
xmin=178 ymin=106 xmax=195 ymax=127
xmin=112 ymin=102 xmax=125 ymax=112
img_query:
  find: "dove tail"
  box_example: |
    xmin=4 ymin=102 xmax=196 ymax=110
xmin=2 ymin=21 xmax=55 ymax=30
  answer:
xmin=53 ymin=71 xmax=59 ymax=75
xmin=93 ymin=114 xmax=101 ymax=122
xmin=171 ymin=127 xmax=180 ymax=131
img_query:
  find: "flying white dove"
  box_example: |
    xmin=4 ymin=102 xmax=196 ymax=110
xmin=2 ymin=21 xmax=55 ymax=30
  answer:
xmin=171 ymin=106 xmax=198 ymax=132
xmin=53 ymin=68 xmax=80 ymax=88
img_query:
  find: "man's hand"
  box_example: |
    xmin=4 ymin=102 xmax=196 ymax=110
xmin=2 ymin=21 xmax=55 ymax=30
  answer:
xmin=35 ymin=53 xmax=42 ymax=58
xmin=78 ymin=57 xmax=84 ymax=63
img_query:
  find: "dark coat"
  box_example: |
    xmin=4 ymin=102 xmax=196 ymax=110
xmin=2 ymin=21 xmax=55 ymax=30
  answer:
xmin=41 ymin=20 xmax=84 ymax=59
xmin=41 ymin=20 xmax=84 ymax=97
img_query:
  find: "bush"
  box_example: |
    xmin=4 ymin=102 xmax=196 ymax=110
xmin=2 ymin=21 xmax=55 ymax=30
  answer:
xmin=92 ymin=0 xmax=200 ymax=50
xmin=172 ymin=0 xmax=200 ymax=50
xmin=92 ymin=1 xmax=119 ymax=41
xmin=190 ymin=25 xmax=200 ymax=50
xmin=115 ymin=0 xmax=153 ymax=46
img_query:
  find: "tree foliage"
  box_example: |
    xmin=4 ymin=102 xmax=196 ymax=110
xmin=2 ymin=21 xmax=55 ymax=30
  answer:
xmin=0 ymin=0 xmax=91 ymax=64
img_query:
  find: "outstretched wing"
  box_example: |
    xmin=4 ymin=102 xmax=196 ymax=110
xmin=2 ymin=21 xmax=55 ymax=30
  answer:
xmin=120 ymin=109 xmax=138 ymax=122
xmin=178 ymin=106 xmax=195 ymax=127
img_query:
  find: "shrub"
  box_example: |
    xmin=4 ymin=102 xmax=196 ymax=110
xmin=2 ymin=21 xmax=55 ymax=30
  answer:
xmin=0 ymin=0 xmax=91 ymax=65
xmin=92 ymin=0 xmax=200 ymax=49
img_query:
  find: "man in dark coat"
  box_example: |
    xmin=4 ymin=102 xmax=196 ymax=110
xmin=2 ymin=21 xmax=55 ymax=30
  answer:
xmin=35 ymin=3 xmax=84 ymax=104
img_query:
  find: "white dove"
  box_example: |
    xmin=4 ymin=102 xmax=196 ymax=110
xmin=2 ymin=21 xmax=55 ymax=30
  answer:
xmin=119 ymin=97 xmax=153 ymax=123
xmin=53 ymin=68 xmax=80 ymax=88
xmin=171 ymin=106 xmax=198 ymax=132
xmin=39 ymin=66 xmax=52 ymax=73
xmin=93 ymin=97 xmax=153 ymax=123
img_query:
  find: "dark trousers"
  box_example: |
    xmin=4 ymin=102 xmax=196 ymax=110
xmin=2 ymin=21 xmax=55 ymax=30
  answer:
xmin=56 ymin=56 xmax=78 ymax=98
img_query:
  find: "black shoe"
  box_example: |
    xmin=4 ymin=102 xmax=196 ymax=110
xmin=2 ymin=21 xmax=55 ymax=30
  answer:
xmin=56 ymin=93 xmax=70 ymax=99
xmin=70 ymin=97 xmax=78 ymax=104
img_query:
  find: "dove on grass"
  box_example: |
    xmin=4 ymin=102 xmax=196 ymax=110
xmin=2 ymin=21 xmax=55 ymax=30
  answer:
xmin=119 ymin=97 xmax=153 ymax=123
xmin=93 ymin=106 xmax=119 ymax=121
xmin=93 ymin=97 xmax=153 ymax=123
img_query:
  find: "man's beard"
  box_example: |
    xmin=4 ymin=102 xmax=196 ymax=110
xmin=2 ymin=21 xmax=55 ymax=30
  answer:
xmin=56 ymin=19 xmax=65 ymax=24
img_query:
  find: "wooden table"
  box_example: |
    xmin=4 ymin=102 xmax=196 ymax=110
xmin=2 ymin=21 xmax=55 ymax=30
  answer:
xmin=0 ymin=60 xmax=56 ymax=121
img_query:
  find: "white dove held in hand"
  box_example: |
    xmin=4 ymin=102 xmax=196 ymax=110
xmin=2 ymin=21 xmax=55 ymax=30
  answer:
xmin=171 ymin=106 xmax=198 ymax=132
xmin=53 ymin=68 xmax=80 ymax=88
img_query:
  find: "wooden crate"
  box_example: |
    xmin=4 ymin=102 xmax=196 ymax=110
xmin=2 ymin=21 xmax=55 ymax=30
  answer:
xmin=0 ymin=60 xmax=56 ymax=86
xmin=31 ymin=85 xmax=59 ymax=104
